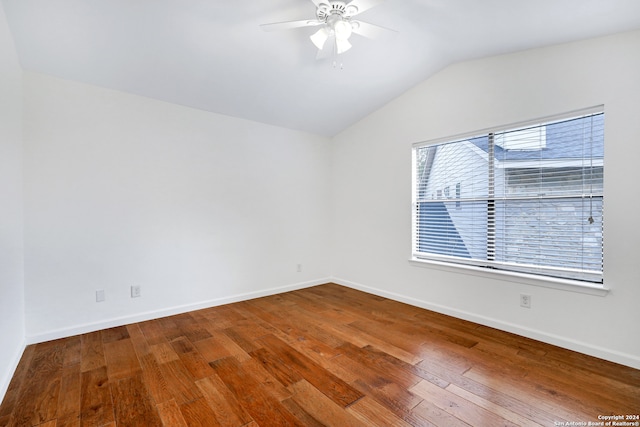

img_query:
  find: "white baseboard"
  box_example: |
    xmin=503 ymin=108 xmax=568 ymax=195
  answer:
xmin=0 ymin=337 xmax=27 ymax=405
xmin=331 ymin=277 xmax=640 ymax=370
xmin=26 ymin=278 xmax=331 ymax=345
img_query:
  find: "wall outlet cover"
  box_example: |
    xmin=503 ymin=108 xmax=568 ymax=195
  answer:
xmin=131 ymin=285 xmax=141 ymax=298
xmin=520 ymin=293 xmax=532 ymax=308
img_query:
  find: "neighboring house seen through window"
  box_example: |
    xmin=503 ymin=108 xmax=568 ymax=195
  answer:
xmin=412 ymin=108 xmax=604 ymax=284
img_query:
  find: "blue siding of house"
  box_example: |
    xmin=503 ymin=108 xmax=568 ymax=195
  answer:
xmin=417 ymin=202 xmax=470 ymax=258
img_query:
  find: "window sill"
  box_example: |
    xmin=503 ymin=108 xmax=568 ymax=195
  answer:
xmin=409 ymin=257 xmax=610 ymax=296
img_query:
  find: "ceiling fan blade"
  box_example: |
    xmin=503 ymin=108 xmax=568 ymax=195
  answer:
xmin=344 ymin=0 xmax=386 ymax=16
xmin=260 ymin=19 xmax=323 ymax=32
xmin=351 ymin=20 xmax=397 ymax=39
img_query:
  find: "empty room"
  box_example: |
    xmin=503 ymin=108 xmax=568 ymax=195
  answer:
xmin=1 ymin=0 xmax=639 ymax=425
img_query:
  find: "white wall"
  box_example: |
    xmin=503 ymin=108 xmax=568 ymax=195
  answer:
xmin=331 ymin=30 xmax=640 ymax=368
xmin=0 ymin=1 xmax=25 ymax=399
xmin=22 ymin=73 xmax=332 ymax=341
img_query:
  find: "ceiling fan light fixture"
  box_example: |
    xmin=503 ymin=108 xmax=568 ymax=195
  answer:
xmin=310 ymin=27 xmax=330 ymax=50
xmin=333 ymin=19 xmax=353 ymax=40
xmin=336 ymin=37 xmax=352 ymax=54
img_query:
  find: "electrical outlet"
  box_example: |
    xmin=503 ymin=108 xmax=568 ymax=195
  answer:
xmin=96 ymin=290 xmax=105 ymax=303
xmin=520 ymin=293 xmax=531 ymax=308
xmin=297 ymin=264 xmax=302 ymax=272
xmin=131 ymin=285 xmax=141 ymax=298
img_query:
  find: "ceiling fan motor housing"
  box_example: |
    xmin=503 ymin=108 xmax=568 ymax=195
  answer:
xmin=316 ymin=1 xmax=359 ymax=21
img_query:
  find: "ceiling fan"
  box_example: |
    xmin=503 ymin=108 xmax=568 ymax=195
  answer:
xmin=260 ymin=0 xmax=395 ymax=59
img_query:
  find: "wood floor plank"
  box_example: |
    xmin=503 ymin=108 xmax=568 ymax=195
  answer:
xmin=126 ymin=324 xmax=152 ymax=358
xmin=336 ymin=323 xmax=423 ymax=365
xmin=110 ymin=373 xmax=162 ymax=426
xmin=464 ymin=366 xmax=605 ymax=421
xmin=316 ymin=354 xmax=361 ymax=384
xmin=0 ymin=345 xmax=36 ymax=422
xmin=414 ymin=340 xmax=475 ymax=375
xmin=241 ymin=358 xmax=293 ymax=402
xmin=169 ymin=337 xmax=215 ymax=380
xmin=179 ymin=398 xmax=222 ymax=427
xmin=80 ymin=332 xmax=106 ymax=373
xmin=209 ymin=356 xmax=305 ymax=426
xmin=357 ymin=344 xmax=449 ymax=388
xmin=257 ymin=334 xmax=364 ymax=408
xmin=2 ymin=283 xmax=639 ymax=427
xmin=410 ymin=379 xmax=520 ymax=427
xmin=248 ymin=347 xmax=303 ymax=387
xmin=156 ymin=400 xmax=188 ymax=427
xmin=57 ymin=362 xmax=82 ymax=421
xmin=101 ymin=326 xmax=130 ymax=344
xmin=191 ymin=336 xmax=235 ymax=363
xmin=229 ymin=301 xmax=280 ymax=335
xmin=278 ymin=290 xmax=334 ymax=313
xmin=349 ymin=318 xmax=443 ymax=357
xmin=248 ymin=302 xmax=345 ymax=349
xmin=498 ymin=359 xmax=636 ymax=416
xmin=337 ymin=341 xmax=422 ymax=389
xmin=171 ymin=313 xmax=213 ymax=343
xmin=242 ymin=295 xmax=290 ymax=314
xmin=413 ymin=356 xmax=562 ymax=425
xmin=347 ymin=396 xmax=415 ymax=427
xmin=287 ymin=379 xmax=368 ymax=427
xmin=410 ymin=399 xmax=472 ymax=427
xmin=103 ymin=338 xmax=142 ymax=381
xmin=223 ymin=327 xmax=261 ymax=354
xmin=26 ymin=378 xmax=60 ymax=427
xmin=196 ymin=331 xmax=252 ymax=363
xmin=246 ymin=309 xmax=342 ymax=364
xmin=158 ymin=317 xmax=183 ymax=342
xmin=307 ymin=287 xmax=396 ymax=327
xmin=80 ymin=366 xmax=115 ymax=427
xmin=294 ymin=304 xmax=422 ymax=363
xmin=446 ymin=383 xmax=545 ymax=427
xmin=138 ymin=353 xmax=173 ymax=405
xmin=494 ymin=342 xmax=640 ymax=407
xmin=324 ymin=351 xmax=392 ymax=389
xmin=351 ymin=379 xmax=432 ymax=426
xmin=195 ymin=375 xmax=253 ymax=427
xmin=338 ymin=321 xmax=432 ymax=366
xmin=280 ymin=398 xmax=326 ymax=427
xmin=157 ymin=360 xmax=203 ymax=405
xmin=150 ymin=342 xmax=179 ymax=364
xmin=199 ymin=305 xmax=246 ymax=331
xmin=56 ymin=415 xmax=81 ymax=427
xmin=63 ymin=336 xmax=82 ymax=367
xmin=9 ymin=341 xmax=64 ymax=426
xmin=138 ymin=320 xmax=169 ymax=346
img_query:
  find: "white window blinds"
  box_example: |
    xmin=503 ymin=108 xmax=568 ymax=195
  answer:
xmin=412 ymin=108 xmax=604 ymax=283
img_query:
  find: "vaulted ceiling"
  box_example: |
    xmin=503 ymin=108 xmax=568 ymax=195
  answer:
xmin=4 ymin=0 xmax=640 ymax=136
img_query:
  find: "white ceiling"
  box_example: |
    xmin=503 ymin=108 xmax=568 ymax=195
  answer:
xmin=3 ymin=0 xmax=640 ymax=136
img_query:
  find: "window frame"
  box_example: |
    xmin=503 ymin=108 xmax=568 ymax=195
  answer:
xmin=410 ymin=106 xmax=608 ymax=295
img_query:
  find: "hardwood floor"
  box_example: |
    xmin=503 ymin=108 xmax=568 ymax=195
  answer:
xmin=1 ymin=283 xmax=638 ymax=426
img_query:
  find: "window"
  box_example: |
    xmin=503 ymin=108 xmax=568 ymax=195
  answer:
xmin=412 ymin=108 xmax=604 ymax=284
